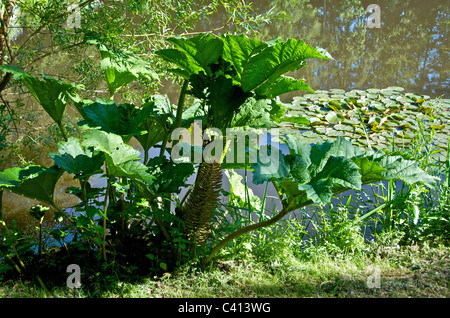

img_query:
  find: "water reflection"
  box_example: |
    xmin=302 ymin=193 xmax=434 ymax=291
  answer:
xmin=254 ymin=0 xmax=449 ymax=99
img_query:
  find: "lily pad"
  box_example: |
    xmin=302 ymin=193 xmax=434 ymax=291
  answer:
xmin=334 ymin=124 xmax=354 ymax=132
xmin=325 ymin=112 xmax=341 ymax=124
xmin=387 ymin=86 xmax=405 ymax=92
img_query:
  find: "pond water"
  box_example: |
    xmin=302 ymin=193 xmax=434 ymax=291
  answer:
xmin=253 ymin=0 xmax=448 ymax=99
xmin=1 ymin=0 xmax=448 ymax=233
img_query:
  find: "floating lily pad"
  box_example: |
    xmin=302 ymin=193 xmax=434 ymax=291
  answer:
xmin=345 ymin=92 xmax=359 ymax=98
xmin=330 ymin=94 xmax=346 ymax=99
xmin=325 ymin=129 xmax=340 ymax=137
xmin=329 ymin=88 xmax=346 ymax=94
xmin=325 ymin=112 xmax=341 ymax=124
xmin=314 ymin=127 xmax=326 ymax=134
xmin=387 ymin=86 xmax=405 ymax=92
xmin=334 ymin=124 xmax=354 ymax=132
xmin=281 ymin=87 xmax=447 ymax=159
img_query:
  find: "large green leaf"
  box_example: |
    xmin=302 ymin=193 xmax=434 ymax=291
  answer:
xmin=146 ymin=157 xmax=195 ymax=194
xmin=0 ymin=165 xmax=64 ymax=205
xmin=49 ymin=137 xmax=104 ymax=179
xmin=230 ymin=98 xmax=275 ymax=129
xmin=220 ymin=34 xmax=320 ymax=97
xmin=225 ymin=169 xmax=262 ymax=211
xmin=189 ymin=72 xmax=252 ymax=130
xmin=252 ymin=136 xmax=434 ymax=207
xmin=91 ymin=41 xmax=159 ymax=97
xmin=135 ymin=94 xmax=175 ymax=154
xmin=156 ymin=33 xmax=332 ymax=99
xmin=257 ymin=76 xmax=314 ymax=99
xmin=78 ymin=100 xmax=149 ymax=137
xmin=252 ymin=145 xmax=289 ymax=184
xmin=81 ymin=130 xmax=153 ymax=184
xmin=220 ymin=34 xmax=268 ymax=83
xmin=370 ymin=155 xmax=437 ymax=188
xmin=156 ymin=33 xmax=223 ymax=78
xmin=237 ymin=37 xmax=332 ymax=94
xmin=284 ymin=142 xmax=362 ymax=205
xmin=0 ymin=65 xmax=83 ymax=124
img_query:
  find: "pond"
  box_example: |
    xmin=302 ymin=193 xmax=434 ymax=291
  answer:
xmin=1 ymin=0 xmax=448 ymax=234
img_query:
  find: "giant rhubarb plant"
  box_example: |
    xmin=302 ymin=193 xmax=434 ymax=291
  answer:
xmin=156 ymin=33 xmax=332 ymax=245
xmin=205 ymin=136 xmax=436 ymax=262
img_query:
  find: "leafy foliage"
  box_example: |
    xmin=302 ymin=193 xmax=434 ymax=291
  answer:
xmin=146 ymin=157 xmax=195 ymax=195
xmin=158 ymin=34 xmax=332 ymax=98
xmin=49 ymin=137 xmax=104 ymax=180
xmin=0 ymin=65 xmax=83 ymax=125
xmin=157 ymin=33 xmax=332 ymax=130
xmin=253 ymin=136 xmax=435 ymax=207
xmin=77 ymin=99 xmax=150 ymax=138
xmin=89 ymin=40 xmax=160 ymax=98
xmin=81 ymin=129 xmax=154 ymax=184
xmin=0 ymin=165 xmax=64 ymax=206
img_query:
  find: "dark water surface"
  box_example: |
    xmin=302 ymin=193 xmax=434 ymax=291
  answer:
xmin=226 ymin=0 xmax=449 ymax=99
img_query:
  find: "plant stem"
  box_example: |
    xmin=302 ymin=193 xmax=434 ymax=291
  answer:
xmin=260 ymin=182 xmax=269 ymax=217
xmin=205 ymin=195 xmax=312 ymax=263
xmin=57 ymin=120 xmax=68 ymax=142
xmin=356 ymin=108 xmax=372 ymax=150
xmin=356 ymin=202 xmax=391 ymax=223
xmin=50 ymin=200 xmax=73 ymax=224
xmin=0 ymin=190 xmax=3 ymax=220
xmin=386 ymin=180 xmax=394 ymax=231
xmin=102 ymin=176 xmax=111 ymax=261
xmin=118 ymin=177 xmax=125 ymax=231
xmin=144 ymin=148 xmax=149 ymax=166
xmin=160 ymin=79 xmax=189 ymax=157
xmin=38 ymin=220 xmax=42 ymax=256
xmin=0 ymin=219 xmax=26 ymax=274
xmin=174 ymin=80 xmax=189 ymax=131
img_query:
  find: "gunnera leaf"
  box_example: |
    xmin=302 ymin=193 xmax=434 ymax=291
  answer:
xmin=146 ymin=157 xmax=195 ymax=194
xmin=0 ymin=65 xmax=83 ymax=125
xmin=81 ymin=130 xmax=153 ymax=184
xmin=49 ymin=137 xmax=105 ymax=179
xmin=0 ymin=165 xmax=64 ymax=205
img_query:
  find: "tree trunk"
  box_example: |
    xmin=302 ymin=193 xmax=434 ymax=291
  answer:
xmin=0 ymin=0 xmax=16 ymax=92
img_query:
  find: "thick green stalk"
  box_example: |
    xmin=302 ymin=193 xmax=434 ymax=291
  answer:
xmin=174 ymin=80 xmax=189 ymax=131
xmin=50 ymin=199 xmax=73 ymax=224
xmin=205 ymin=197 xmax=312 ymax=263
xmin=356 ymin=202 xmax=390 ymax=223
xmin=56 ymin=120 xmax=68 ymax=142
xmin=356 ymin=108 xmax=372 ymax=150
xmin=160 ymin=79 xmax=189 ymax=157
xmin=386 ymin=180 xmax=395 ymax=231
xmin=446 ymin=139 xmax=450 ymax=189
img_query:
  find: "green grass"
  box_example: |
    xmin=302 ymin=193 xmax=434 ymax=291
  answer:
xmin=1 ymin=242 xmax=448 ymax=298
